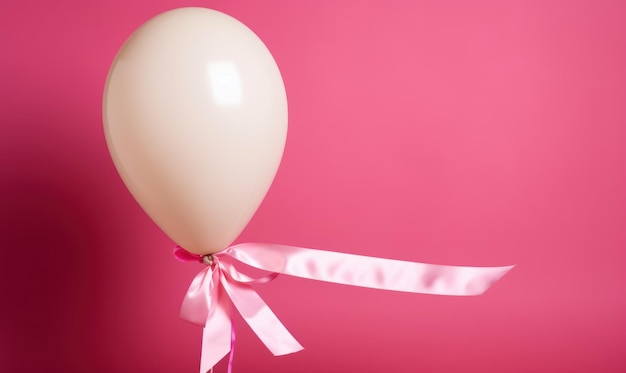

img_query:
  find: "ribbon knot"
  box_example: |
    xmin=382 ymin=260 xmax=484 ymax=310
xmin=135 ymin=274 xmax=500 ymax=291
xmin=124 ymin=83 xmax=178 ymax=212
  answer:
xmin=175 ymin=243 xmax=514 ymax=373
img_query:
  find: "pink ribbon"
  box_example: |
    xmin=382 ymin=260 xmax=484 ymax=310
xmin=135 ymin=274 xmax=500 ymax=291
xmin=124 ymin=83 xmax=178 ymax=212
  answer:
xmin=175 ymin=243 xmax=514 ymax=373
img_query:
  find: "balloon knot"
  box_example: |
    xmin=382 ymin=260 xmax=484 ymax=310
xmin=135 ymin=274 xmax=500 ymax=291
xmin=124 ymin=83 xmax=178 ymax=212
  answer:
xmin=202 ymin=255 xmax=215 ymax=266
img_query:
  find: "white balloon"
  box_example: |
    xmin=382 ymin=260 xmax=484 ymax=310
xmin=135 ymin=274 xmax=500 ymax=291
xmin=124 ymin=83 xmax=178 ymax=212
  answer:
xmin=103 ymin=7 xmax=287 ymax=255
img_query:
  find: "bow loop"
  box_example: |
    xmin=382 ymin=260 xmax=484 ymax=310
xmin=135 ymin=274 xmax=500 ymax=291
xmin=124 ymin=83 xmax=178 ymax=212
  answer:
xmin=179 ymin=266 xmax=219 ymax=327
xmin=174 ymin=246 xmax=204 ymax=263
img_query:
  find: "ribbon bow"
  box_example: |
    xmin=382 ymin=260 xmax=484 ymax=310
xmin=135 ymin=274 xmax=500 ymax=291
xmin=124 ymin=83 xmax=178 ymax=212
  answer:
xmin=175 ymin=243 xmax=514 ymax=373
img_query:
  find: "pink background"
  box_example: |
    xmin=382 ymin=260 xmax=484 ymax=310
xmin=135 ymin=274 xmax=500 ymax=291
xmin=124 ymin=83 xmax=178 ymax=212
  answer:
xmin=1 ymin=0 xmax=625 ymax=372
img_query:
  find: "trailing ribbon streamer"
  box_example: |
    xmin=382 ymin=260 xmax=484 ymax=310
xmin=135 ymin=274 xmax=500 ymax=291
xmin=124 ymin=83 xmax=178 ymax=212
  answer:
xmin=175 ymin=243 xmax=514 ymax=373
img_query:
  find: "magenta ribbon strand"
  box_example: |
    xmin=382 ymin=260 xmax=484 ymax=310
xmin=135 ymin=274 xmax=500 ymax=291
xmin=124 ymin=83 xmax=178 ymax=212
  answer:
xmin=175 ymin=243 xmax=515 ymax=373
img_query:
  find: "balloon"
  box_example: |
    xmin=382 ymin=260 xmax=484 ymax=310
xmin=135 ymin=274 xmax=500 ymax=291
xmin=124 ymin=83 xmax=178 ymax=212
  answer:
xmin=103 ymin=8 xmax=287 ymax=255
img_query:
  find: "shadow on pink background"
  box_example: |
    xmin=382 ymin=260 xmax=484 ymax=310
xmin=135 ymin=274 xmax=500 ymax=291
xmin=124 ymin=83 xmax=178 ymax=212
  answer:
xmin=1 ymin=1 xmax=624 ymax=372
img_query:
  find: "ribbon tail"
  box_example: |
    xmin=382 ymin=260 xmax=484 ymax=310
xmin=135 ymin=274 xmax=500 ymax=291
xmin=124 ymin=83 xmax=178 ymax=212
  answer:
xmin=226 ymin=243 xmax=515 ymax=296
xmin=200 ymin=281 xmax=233 ymax=373
xmin=219 ymin=271 xmax=304 ymax=356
